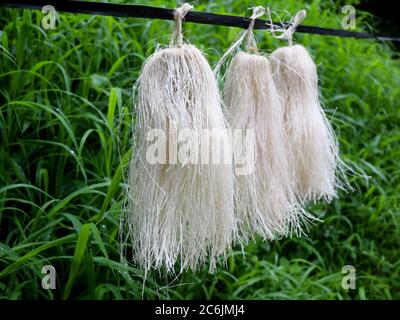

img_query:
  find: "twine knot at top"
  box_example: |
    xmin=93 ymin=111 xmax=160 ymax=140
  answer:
xmin=170 ymin=3 xmax=193 ymax=47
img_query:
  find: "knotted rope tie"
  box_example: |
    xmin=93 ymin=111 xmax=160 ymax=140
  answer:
xmin=267 ymin=9 xmax=307 ymax=46
xmin=213 ymin=6 xmax=265 ymax=73
xmin=245 ymin=6 xmax=265 ymax=53
xmin=170 ymin=3 xmax=193 ymax=47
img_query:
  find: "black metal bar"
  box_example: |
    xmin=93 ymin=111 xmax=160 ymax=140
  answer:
xmin=1 ymin=0 xmax=399 ymax=42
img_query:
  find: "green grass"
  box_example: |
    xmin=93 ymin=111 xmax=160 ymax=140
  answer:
xmin=0 ymin=0 xmax=399 ymax=299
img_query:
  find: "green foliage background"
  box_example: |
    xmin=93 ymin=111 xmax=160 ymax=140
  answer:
xmin=0 ymin=0 xmax=399 ymax=299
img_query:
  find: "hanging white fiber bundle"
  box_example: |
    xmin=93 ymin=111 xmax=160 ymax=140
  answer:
xmin=270 ymin=10 xmax=345 ymax=203
xmin=123 ymin=4 xmax=235 ymax=273
xmin=222 ymin=7 xmax=309 ymax=242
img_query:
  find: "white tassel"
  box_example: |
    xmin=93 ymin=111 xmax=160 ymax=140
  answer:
xmin=270 ymin=10 xmax=345 ymax=203
xmin=222 ymin=7 xmax=310 ymax=242
xmin=123 ymin=4 xmax=235 ymax=273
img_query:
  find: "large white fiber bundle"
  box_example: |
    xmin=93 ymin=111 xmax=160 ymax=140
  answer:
xmin=224 ymin=51 xmax=308 ymax=241
xmin=271 ymin=44 xmax=342 ymax=203
xmin=123 ymin=4 xmax=235 ymax=273
xmin=221 ymin=7 xmax=310 ymax=242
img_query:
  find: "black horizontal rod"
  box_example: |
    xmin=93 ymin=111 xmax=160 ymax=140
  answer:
xmin=1 ymin=0 xmax=400 ymax=42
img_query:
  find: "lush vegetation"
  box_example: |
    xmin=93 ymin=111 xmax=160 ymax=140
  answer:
xmin=0 ymin=0 xmax=399 ymax=299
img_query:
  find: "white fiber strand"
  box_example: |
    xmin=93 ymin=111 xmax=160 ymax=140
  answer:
xmin=124 ymin=44 xmax=235 ymax=273
xmin=224 ymin=51 xmax=311 ymax=242
xmin=271 ymin=44 xmax=344 ymax=202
